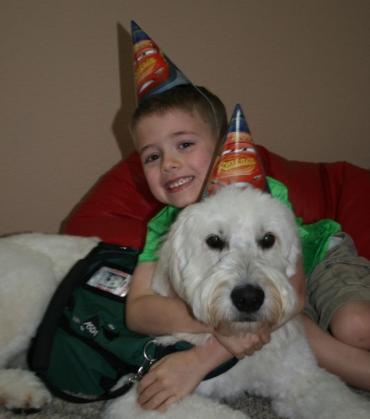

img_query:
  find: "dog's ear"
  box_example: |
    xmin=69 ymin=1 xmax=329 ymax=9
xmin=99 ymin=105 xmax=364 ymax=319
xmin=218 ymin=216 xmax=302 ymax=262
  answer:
xmin=285 ymin=240 xmax=301 ymax=278
xmin=278 ymin=207 xmax=301 ymax=278
xmin=151 ymin=214 xmax=189 ymax=298
xmin=156 ymin=208 xmax=201 ymax=301
xmin=151 ymin=238 xmax=173 ymax=296
xmin=165 ymin=214 xmax=192 ymax=298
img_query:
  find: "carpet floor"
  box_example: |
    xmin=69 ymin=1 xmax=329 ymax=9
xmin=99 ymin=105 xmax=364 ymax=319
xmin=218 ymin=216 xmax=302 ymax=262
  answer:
xmin=0 ymin=392 xmax=280 ymax=419
xmin=1 ymin=389 xmax=369 ymax=419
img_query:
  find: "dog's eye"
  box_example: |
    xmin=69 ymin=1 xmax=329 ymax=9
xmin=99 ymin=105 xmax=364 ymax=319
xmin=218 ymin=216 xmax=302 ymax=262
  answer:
xmin=258 ymin=233 xmax=275 ymax=249
xmin=206 ymin=234 xmax=226 ymax=251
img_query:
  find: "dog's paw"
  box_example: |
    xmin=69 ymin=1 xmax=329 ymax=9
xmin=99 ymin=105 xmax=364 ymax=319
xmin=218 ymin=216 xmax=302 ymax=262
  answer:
xmin=0 ymin=369 xmax=51 ymax=411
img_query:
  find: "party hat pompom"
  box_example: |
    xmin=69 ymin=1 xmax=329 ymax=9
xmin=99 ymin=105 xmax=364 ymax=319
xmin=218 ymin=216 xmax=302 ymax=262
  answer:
xmin=131 ymin=21 xmax=191 ymax=102
xmin=202 ymin=104 xmax=269 ymax=198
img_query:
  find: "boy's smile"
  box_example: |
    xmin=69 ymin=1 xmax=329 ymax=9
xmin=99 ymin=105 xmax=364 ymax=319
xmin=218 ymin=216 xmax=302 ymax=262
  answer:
xmin=165 ymin=175 xmax=195 ymax=192
xmin=134 ymin=109 xmax=217 ymax=208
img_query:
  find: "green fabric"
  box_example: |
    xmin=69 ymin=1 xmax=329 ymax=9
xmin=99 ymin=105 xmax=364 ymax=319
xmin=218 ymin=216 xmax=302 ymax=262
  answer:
xmin=33 ymin=241 xmax=238 ymax=398
xmin=30 ymin=243 xmax=151 ymax=400
xmin=44 ymin=280 xmax=152 ymax=397
xmin=138 ymin=205 xmax=180 ymax=262
xmin=268 ymin=177 xmax=341 ymax=274
xmin=139 ymin=178 xmax=341 ymax=274
xmin=65 ymin=288 xmax=152 ymax=366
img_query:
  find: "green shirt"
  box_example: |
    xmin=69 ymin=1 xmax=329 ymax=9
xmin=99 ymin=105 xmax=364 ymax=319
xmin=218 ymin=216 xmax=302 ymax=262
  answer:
xmin=139 ymin=178 xmax=341 ymax=275
xmin=138 ymin=205 xmax=180 ymax=262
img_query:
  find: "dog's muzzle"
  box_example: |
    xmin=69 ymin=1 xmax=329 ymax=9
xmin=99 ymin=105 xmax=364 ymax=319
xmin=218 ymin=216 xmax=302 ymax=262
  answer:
xmin=230 ymin=284 xmax=265 ymax=320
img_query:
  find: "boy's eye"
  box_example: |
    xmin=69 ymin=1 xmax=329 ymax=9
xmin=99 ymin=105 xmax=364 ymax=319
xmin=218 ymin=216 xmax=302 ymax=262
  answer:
xmin=143 ymin=153 xmax=160 ymax=164
xmin=179 ymin=141 xmax=194 ymax=150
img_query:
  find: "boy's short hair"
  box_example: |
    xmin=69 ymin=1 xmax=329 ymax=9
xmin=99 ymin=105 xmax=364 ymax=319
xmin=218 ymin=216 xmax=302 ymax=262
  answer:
xmin=131 ymin=84 xmax=228 ymax=142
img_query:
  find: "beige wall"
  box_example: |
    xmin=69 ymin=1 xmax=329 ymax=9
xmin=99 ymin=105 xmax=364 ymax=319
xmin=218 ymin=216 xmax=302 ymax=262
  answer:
xmin=1 ymin=0 xmax=369 ymax=235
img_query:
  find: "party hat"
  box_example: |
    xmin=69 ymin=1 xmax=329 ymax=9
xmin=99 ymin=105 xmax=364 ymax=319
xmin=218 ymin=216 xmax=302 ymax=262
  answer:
xmin=201 ymin=104 xmax=269 ymax=198
xmin=131 ymin=21 xmax=191 ymax=102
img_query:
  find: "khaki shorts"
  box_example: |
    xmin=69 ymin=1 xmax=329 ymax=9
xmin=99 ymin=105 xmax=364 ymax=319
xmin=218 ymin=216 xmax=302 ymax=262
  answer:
xmin=304 ymin=233 xmax=370 ymax=331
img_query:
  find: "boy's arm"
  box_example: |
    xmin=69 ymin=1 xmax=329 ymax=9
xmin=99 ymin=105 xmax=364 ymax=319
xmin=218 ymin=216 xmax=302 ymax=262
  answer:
xmin=126 ymin=261 xmax=211 ymax=335
xmin=137 ymin=337 xmax=230 ymax=411
xmin=127 ymin=255 xmax=304 ymax=336
xmin=126 ymin=261 xmax=271 ymax=356
xmin=136 ymin=257 xmax=304 ymax=412
xmin=127 ymin=263 xmax=271 ymax=411
xmin=138 ymin=328 xmax=271 ymax=411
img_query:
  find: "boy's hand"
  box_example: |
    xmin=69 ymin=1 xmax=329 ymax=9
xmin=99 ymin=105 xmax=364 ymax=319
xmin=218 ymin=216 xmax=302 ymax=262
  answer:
xmin=136 ymin=326 xmax=271 ymax=411
xmin=137 ymin=349 xmax=206 ymax=412
xmin=213 ymin=325 xmax=271 ymax=359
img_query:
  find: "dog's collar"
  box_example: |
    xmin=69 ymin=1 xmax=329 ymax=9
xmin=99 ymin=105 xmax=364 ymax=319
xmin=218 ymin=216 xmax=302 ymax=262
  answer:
xmin=203 ymin=357 xmax=239 ymax=380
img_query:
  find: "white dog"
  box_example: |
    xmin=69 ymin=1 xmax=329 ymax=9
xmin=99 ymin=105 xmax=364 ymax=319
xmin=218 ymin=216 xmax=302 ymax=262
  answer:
xmin=105 ymin=186 xmax=370 ymax=419
xmin=1 ymin=187 xmax=369 ymax=419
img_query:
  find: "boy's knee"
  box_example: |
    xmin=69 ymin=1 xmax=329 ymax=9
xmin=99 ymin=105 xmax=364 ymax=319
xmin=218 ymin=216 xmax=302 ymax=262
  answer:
xmin=330 ymin=301 xmax=370 ymax=349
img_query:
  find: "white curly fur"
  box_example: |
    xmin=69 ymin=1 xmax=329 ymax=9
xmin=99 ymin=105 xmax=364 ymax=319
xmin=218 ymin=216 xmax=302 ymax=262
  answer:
xmin=0 ymin=233 xmax=99 ymax=411
xmin=107 ymin=186 xmax=370 ymax=419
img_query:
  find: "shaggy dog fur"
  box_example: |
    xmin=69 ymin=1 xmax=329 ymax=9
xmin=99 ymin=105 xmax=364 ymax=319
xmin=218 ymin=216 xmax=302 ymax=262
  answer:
xmin=105 ymin=187 xmax=370 ymax=419
xmin=0 ymin=187 xmax=369 ymax=418
xmin=0 ymin=234 xmax=99 ymax=411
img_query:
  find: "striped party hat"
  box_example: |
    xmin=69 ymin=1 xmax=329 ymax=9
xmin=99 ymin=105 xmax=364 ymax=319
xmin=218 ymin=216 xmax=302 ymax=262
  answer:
xmin=131 ymin=21 xmax=191 ymax=102
xmin=202 ymin=104 xmax=269 ymax=197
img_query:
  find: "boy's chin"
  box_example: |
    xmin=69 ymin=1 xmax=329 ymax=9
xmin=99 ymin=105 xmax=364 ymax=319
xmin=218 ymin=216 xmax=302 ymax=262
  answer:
xmin=167 ymin=192 xmax=199 ymax=208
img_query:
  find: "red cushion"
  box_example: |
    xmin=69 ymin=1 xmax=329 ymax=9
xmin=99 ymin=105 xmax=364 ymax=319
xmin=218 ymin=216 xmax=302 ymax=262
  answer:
xmin=257 ymin=146 xmax=370 ymax=259
xmin=62 ymin=148 xmax=370 ymax=259
xmin=62 ymin=153 xmax=162 ymax=249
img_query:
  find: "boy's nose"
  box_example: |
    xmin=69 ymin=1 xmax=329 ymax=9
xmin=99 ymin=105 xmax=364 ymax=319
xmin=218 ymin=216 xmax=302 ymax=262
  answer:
xmin=162 ymin=154 xmax=181 ymax=171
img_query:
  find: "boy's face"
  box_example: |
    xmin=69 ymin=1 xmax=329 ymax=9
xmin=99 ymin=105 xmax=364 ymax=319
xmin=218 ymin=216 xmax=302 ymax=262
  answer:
xmin=134 ymin=109 xmax=216 ymax=208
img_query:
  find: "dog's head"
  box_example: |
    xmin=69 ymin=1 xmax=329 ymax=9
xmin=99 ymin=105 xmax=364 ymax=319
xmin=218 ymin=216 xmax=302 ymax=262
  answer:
xmin=152 ymin=186 xmax=301 ymax=333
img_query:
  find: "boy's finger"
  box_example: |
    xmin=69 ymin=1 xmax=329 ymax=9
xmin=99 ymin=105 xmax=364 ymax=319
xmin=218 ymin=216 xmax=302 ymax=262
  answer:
xmin=137 ymin=372 xmax=157 ymax=393
xmin=137 ymin=384 xmax=163 ymax=407
xmin=140 ymin=390 xmax=175 ymax=411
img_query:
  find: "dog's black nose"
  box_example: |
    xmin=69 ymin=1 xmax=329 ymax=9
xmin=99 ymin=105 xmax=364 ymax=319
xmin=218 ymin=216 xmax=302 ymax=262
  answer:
xmin=231 ymin=284 xmax=265 ymax=313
